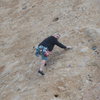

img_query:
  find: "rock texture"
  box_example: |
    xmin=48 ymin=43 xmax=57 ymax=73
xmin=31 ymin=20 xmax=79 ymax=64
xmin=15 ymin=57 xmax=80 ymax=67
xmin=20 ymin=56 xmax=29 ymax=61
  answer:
xmin=0 ymin=0 xmax=100 ymax=100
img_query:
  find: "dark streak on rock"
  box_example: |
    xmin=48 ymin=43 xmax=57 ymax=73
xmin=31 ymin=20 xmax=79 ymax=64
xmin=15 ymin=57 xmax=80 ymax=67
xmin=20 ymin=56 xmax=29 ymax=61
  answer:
xmin=32 ymin=5 xmax=36 ymax=8
xmin=53 ymin=17 xmax=59 ymax=22
xmin=54 ymin=94 xmax=59 ymax=98
xmin=22 ymin=6 xmax=27 ymax=10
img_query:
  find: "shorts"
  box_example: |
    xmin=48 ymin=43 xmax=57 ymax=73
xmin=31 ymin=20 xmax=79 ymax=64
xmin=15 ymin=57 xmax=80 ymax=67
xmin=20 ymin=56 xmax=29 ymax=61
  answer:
xmin=35 ymin=45 xmax=48 ymax=61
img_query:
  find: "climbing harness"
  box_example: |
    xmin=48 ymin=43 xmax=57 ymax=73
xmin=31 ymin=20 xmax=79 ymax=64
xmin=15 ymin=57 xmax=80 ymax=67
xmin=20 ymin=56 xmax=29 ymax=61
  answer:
xmin=35 ymin=45 xmax=49 ymax=57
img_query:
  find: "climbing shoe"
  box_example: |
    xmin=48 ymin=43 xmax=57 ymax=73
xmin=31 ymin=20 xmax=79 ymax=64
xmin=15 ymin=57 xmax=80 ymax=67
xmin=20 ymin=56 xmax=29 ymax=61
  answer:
xmin=44 ymin=63 xmax=47 ymax=66
xmin=38 ymin=70 xmax=45 ymax=75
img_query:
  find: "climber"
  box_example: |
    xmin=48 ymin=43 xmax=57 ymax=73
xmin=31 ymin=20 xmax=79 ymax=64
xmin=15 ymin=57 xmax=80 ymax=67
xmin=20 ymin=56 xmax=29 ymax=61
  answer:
xmin=35 ymin=33 xmax=72 ymax=75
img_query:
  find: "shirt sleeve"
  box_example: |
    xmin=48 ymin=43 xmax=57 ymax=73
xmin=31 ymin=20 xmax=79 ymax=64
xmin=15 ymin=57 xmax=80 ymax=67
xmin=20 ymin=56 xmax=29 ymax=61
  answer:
xmin=54 ymin=39 xmax=66 ymax=49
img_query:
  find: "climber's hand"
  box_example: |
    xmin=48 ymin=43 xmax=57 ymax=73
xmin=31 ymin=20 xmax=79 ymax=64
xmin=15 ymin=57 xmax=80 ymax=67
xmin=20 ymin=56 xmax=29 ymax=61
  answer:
xmin=64 ymin=46 xmax=72 ymax=50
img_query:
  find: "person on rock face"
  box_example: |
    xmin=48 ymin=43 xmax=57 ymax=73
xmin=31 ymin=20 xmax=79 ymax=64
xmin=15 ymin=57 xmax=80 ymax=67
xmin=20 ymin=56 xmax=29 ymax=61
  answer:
xmin=35 ymin=33 xmax=72 ymax=75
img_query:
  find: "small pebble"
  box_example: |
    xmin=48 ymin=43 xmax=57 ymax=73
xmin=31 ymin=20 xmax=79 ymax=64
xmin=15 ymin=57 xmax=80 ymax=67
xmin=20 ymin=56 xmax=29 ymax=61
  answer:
xmin=17 ymin=88 xmax=21 ymax=91
xmin=92 ymin=46 xmax=97 ymax=50
xmin=88 ymin=79 xmax=93 ymax=82
xmin=95 ymin=51 xmax=99 ymax=54
xmin=53 ymin=17 xmax=59 ymax=22
xmin=54 ymin=94 xmax=59 ymax=98
xmin=32 ymin=5 xmax=35 ymax=8
xmin=68 ymin=64 xmax=72 ymax=67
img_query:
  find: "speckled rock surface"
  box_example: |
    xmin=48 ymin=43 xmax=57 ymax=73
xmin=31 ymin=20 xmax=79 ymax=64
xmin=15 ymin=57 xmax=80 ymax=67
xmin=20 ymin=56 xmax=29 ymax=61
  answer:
xmin=0 ymin=0 xmax=100 ymax=100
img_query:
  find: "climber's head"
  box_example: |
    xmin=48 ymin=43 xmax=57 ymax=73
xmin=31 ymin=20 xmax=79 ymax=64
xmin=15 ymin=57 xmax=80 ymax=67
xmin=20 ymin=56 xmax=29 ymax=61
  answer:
xmin=53 ymin=33 xmax=61 ymax=39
